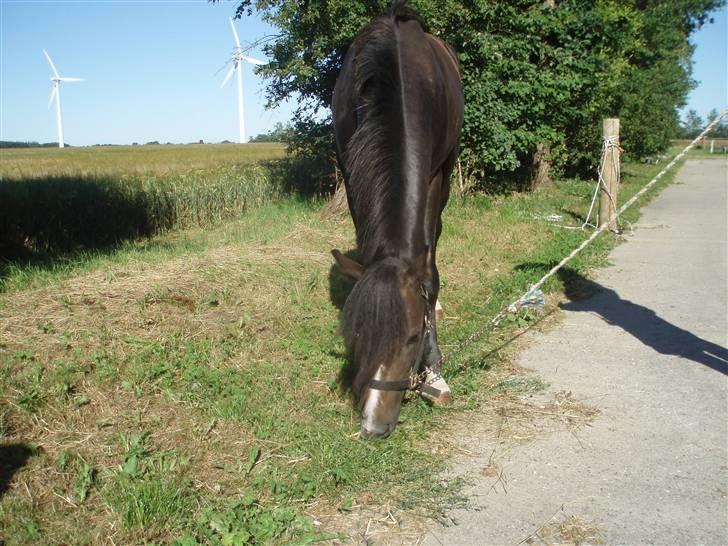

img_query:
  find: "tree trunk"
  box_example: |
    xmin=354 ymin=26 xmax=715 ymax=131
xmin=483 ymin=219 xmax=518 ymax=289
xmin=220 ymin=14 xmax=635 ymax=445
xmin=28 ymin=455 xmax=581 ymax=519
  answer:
xmin=532 ymin=1 xmax=556 ymax=191
xmin=531 ymin=142 xmax=553 ymax=191
xmin=320 ymin=180 xmax=349 ymax=219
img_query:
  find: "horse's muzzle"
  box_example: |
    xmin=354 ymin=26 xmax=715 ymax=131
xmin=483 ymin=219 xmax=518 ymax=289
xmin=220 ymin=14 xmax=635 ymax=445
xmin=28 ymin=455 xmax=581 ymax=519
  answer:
xmin=359 ymin=421 xmax=394 ymax=439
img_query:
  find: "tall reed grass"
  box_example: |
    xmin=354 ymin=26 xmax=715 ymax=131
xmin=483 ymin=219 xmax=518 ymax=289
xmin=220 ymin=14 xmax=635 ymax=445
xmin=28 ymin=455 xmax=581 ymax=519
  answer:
xmin=0 ymin=163 xmax=283 ymax=258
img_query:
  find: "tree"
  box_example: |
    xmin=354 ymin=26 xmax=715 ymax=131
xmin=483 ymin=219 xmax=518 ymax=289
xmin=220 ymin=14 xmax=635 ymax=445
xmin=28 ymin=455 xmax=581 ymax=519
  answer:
xmin=222 ymin=0 xmax=725 ymax=186
xmin=705 ymin=108 xmax=728 ymax=137
xmin=611 ymin=1 xmax=725 ymax=158
xmin=682 ymin=109 xmax=705 ymax=138
xmin=249 ymin=121 xmax=294 ymax=142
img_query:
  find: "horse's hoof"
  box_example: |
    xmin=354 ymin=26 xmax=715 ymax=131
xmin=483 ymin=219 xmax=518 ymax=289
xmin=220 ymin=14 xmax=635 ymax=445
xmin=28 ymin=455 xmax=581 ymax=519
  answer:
xmin=428 ymin=390 xmax=454 ymax=406
xmin=420 ymin=368 xmax=454 ymax=406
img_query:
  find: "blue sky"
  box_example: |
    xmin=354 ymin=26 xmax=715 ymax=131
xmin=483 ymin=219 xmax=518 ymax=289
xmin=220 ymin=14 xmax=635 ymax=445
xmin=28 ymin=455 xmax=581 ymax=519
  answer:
xmin=682 ymin=4 xmax=727 ymax=121
xmin=0 ymin=1 xmax=726 ymax=146
xmin=0 ymin=0 xmax=295 ymax=145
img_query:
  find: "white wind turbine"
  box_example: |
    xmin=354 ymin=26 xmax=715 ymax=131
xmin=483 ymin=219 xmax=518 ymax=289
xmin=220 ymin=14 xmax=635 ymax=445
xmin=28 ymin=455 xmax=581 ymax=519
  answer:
xmin=220 ymin=17 xmax=266 ymax=144
xmin=43 ymin=49 xmax=83 ymax=148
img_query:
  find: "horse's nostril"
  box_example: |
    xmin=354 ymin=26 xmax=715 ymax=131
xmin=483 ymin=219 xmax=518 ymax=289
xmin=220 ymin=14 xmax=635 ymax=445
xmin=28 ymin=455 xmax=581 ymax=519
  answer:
xmin=360 ymin=425 xmax=392 ymax=439
xmin=360 ymin=427 xmax=374 ymax=439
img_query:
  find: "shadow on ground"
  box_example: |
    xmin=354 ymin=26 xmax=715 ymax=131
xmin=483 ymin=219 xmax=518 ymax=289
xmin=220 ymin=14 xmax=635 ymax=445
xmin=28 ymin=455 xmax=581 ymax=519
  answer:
xmin=0 ymin=444 xmax=37 ymax=497
xmin=518 ymin=264 xmax=728 ymax=376
xmin=0 ymin=176 xmax=156 ymax=261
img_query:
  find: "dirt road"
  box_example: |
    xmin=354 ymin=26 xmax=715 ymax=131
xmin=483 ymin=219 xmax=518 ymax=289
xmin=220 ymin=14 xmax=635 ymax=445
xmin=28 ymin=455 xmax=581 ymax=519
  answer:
xmin=424 ymin=159 xmax=728 ymax=545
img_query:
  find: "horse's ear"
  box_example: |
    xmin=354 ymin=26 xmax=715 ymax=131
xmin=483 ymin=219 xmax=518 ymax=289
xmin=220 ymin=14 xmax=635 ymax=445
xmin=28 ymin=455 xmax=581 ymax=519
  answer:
xmin=332 ymin=249 xmax=363 ymax=280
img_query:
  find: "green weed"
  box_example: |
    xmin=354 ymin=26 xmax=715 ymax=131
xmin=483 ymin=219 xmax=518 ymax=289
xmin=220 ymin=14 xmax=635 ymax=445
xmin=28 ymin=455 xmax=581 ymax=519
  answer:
xmin=105 ymin=434 xmax=195 ymax=531
xmin=106 ymin=476 xmax=193 ymax=530
xmin=178 ymin=493 xmax=318 ymax=545
xmin=0 ymin=498 xmax=42 ymax=545
xmin=73 ymin=462 xmax=97 ymax=504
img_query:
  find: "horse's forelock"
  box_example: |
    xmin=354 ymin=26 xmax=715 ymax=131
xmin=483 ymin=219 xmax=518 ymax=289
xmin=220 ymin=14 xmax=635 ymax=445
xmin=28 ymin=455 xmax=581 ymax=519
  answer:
xmin=342 ymin=259 xmax=408 ymax=398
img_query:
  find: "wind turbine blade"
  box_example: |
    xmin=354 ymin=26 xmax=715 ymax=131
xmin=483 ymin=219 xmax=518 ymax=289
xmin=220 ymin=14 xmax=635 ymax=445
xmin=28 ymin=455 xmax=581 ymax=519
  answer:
xmin=43 ymin=49 xmax=60 ymax=78
xmin=220 ymin=64 xmax=236 ymax=88
xmin=59 ymin=77 xmax=84 ymax=82
xmin=48 ymin=86 xmax=57 ymax=109
xmin=242 ymin=55 xmax=266 ymax=66
xmin=228 ymin=16 xmax=241 ymax=49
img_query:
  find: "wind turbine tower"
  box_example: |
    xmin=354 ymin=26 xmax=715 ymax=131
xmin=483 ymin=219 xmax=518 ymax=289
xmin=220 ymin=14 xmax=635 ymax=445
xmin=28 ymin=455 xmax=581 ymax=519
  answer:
xmin=43 ymin=49 xmax=83 ymax=148
xmin=221 ymin=17 xmax=266 ymax=144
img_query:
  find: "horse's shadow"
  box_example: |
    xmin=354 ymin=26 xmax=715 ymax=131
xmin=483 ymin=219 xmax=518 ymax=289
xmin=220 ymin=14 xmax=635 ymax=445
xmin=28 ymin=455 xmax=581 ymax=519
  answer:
xmin=517 ymin=264 xmax=728 ymax=375
xmin=0 ymin=443 xmax=36 ymax=497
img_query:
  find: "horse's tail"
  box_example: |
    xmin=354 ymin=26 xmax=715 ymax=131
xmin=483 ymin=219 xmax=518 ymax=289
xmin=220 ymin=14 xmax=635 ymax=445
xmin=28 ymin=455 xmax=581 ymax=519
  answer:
xmin=345 ymin=8 xmax=430 ymax=265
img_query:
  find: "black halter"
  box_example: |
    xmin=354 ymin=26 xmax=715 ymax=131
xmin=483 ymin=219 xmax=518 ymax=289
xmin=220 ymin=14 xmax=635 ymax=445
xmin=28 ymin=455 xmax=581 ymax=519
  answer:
xmin=367 ymin=284 xmax=435 ymax=394
xmin=369 ymin=371 xmax=443 ymax=398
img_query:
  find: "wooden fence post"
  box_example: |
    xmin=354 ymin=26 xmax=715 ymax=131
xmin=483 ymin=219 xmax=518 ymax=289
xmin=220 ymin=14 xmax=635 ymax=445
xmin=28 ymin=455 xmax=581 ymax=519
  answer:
xmin=599 ymin=118 xmax=620 ymax=231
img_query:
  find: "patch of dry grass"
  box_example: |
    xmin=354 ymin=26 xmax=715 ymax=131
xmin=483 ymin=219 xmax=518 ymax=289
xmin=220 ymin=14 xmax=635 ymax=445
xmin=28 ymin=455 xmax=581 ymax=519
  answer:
xmin=1 ymin=154 xmax=677 ymax=542
xmin=1 ymin=209 xmax=355 ymax=543
xmin=527 ymin=513 xmax=605 ymax=545
xmin=0 ymin=220 xmax=347 ymax=356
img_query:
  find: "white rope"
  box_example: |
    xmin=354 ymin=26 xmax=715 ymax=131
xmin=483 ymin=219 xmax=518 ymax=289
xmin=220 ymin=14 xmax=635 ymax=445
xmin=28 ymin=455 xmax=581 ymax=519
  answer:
xmin=556 ymin=134 xmax=622 ymax=231
xmin=583 ymin=135 xmax=621 ymax=229
xmin=441 ymin=109 xmax=728 ymax=367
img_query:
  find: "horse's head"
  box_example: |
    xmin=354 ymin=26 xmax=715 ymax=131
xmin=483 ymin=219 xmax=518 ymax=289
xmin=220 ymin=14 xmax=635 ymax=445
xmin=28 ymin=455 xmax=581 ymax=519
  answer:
xmin=333 ymin=250 xmax=430 ymax=438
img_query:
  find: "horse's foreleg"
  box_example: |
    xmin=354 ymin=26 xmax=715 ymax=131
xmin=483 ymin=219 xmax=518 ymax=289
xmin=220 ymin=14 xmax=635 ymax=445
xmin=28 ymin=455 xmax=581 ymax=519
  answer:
xmin=420 ymin=319 xmax=453 ymax=405
xmin=418 ymin=159 xmax=456 ymax=405
xmin=435 ymin=298 xmax=443 ymax=321
xmin=420 ymin=259 xmax=452 ymax=405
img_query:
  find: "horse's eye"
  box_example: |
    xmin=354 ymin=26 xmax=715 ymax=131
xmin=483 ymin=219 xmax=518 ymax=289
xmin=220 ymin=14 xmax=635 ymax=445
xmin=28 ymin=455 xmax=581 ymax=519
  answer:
xmin=406 ymin=334 xmax=419 ymax=345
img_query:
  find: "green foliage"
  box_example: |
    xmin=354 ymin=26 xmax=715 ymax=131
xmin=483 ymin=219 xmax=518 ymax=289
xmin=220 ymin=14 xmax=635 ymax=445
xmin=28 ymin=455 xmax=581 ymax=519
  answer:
xmin=249 ymin=121 xmax=294 ymax=142
xmin=181 ymin=495 xmax=317 ymax=545
xmin=73 ymin=462 xmax=97 ymax=504
xmin=706 ymin=109 xmax=728 ymax=138
xmin=226 ymin=0 xmax=724 ymax=182
xmin=676 ymin=107 xmax=728 ymax=140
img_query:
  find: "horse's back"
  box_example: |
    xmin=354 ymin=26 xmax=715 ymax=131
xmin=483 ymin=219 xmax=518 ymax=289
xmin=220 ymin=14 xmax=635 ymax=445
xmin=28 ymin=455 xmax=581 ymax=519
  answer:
xmin=334 ymin=15 xmax=461 ymax=175
xmin=332 ymin=8 xmax=463 ymax=264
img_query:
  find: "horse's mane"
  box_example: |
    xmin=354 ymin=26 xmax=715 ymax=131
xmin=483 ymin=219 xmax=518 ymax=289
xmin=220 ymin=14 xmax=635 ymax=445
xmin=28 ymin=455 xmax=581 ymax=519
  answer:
xmin=340 ymin=2 xmax=430 ymax=398
xmin=342 ymin=258 xmax=408 ymax=398
xmin=345 ymin=4 xmax=426 ymax=266
xmin=388 ymin=0 xmax=426 ymax=28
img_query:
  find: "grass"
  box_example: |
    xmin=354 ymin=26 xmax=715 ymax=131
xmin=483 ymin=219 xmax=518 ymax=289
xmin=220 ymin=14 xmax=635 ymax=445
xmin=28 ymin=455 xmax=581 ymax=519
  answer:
xmin=0 ymin=143 xmax=286 ymax=179
xmin=0 ymin=145 xmax=710 ymax=543
xmin=0 ymin=143 xmax=330 ymax=270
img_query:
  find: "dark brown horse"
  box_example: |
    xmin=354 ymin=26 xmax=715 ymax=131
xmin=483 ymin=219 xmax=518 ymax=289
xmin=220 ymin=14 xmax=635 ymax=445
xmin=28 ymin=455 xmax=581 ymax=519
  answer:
xmin=331 ymin=2 xmax=463 ymax=438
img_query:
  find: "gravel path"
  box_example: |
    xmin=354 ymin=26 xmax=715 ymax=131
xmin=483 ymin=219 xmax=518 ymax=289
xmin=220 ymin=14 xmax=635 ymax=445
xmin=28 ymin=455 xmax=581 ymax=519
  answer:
xmin=425 ymin=159 xmax=728 ymax=546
